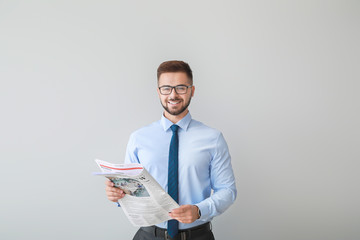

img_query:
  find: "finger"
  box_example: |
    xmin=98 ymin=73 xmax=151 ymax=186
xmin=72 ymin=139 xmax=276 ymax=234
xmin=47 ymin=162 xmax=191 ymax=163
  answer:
xmin=169 ymin=206 xmax=197 ymax=223
xmin=169 ymin=210 xmax=182 ymax=218
xmin=107 ymin=192 xmax=125 ymax=200
xmin=169 ymin=209 xmax=188 ymax=218
xmin=169 ymin=213 xmax=179 ymax=218
xmin=106 ymin=186 xmax=123 ymax=193
xmin=107 ymin=189 xmax=124 ymax=196
xmin=171 ymin=206 xmax=187 ymax=214
xmin=105 ymin=187 xmax=115 ymax=194
xmin=105 ymin=180 xmax=114 ymax=187
xmin=109 ymin=191 xmax=121 ymax=197
xmin=112 ymin=187 xmax=123 ymax=193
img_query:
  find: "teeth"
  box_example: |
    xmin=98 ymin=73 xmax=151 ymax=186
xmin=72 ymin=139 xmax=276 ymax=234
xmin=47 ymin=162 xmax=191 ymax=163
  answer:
xmin=169 ymin=101 xmax=180 ymax=105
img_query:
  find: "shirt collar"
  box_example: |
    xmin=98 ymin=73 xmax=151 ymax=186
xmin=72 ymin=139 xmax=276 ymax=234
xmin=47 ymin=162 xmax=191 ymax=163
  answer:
xmin=161 ymin=112 xmax=192 ymax=132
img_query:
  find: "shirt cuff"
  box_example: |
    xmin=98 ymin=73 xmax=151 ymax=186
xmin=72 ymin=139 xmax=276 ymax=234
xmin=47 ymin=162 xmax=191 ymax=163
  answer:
xmin=195 ymin=201 xmax=210 ymax=221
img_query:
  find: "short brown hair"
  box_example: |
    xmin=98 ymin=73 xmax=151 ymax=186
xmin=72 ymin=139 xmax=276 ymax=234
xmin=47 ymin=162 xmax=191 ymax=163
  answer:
xmin=157 ymin=60 xmax=193 ymax=83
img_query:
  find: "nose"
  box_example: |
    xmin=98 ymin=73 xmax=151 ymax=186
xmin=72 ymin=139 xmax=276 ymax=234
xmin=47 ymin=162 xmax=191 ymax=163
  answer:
xmin=169 ymin=87 xmax=179 ymax=98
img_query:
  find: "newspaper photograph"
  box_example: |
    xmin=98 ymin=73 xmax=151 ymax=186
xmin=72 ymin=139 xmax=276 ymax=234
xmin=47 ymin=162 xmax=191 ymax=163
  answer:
xmin=93 ymin=159 xmax=179 ymax=227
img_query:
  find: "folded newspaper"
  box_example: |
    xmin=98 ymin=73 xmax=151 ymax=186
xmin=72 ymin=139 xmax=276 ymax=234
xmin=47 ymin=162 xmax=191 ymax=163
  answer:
xmin=93 ymin=159 xmax=179 ymax=227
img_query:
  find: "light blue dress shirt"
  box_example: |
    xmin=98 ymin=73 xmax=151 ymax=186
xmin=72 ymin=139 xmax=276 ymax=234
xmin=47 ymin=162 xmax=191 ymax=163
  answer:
xmin=125 ymin=112 xmax=237 ymax=229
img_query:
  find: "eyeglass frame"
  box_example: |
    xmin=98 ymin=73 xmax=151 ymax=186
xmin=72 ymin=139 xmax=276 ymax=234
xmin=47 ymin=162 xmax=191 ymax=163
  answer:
xmin=158 ymin=84 xmax=193 ymax=95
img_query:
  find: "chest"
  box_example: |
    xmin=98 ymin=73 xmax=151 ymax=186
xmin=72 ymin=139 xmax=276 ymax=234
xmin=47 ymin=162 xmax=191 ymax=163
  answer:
xmin=137 ymin=134 xmax=213 ymax=178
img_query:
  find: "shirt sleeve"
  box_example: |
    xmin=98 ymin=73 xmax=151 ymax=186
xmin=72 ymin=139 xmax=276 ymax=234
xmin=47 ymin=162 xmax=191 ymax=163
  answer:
xmin=196 ymin=133 xmax=237 ymax=221
xmin=124 ymin=133 xmax=140 ymax=164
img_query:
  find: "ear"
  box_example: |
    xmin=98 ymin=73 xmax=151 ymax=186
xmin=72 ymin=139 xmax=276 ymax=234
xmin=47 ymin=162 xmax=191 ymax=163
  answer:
xmin=157 ymin=87 xmax=161 ymax=97
xmin=191 ymin=85 xmax=195 ymax=97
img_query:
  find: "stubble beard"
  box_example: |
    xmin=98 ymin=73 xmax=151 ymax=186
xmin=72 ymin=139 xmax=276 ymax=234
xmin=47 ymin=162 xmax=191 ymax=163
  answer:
xmin=162 ymin=97 xmax=192 ymax=116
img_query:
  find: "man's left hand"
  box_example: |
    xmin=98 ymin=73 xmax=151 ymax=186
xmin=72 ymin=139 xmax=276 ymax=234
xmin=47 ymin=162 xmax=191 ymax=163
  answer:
xmin=169 ymin=205 xmax=200 ymax=223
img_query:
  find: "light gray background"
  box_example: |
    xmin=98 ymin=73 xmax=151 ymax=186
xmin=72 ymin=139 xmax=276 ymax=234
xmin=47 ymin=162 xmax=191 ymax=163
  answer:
xmin=0 ymin=1 xmax=359 ymax=240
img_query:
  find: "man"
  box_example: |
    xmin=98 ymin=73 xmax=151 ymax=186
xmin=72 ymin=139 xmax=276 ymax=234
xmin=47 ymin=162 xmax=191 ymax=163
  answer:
xmin=106 ymin=60 xmax=237 ymax=240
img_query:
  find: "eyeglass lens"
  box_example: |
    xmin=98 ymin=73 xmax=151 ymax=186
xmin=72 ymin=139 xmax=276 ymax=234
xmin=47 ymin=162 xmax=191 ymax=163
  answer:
xmin=160 ymin=86 xmax=189 ymax=95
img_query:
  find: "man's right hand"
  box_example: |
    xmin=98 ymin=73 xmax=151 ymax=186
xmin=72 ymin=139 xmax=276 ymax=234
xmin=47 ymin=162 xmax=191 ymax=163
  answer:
xmin=105 ymin=179 xmax=126 ymax=202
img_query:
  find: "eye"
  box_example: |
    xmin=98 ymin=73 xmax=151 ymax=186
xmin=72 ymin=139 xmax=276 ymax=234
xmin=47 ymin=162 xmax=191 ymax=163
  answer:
xmin=176 ymin=86 xmax=186 ymax=91
xmin=161 ymin=87 xmax=171 ymax=91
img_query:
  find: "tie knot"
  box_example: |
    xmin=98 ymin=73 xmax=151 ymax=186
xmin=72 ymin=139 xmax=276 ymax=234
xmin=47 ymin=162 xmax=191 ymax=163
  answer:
xmin=170 ymin=124 xmax=179 ymax=133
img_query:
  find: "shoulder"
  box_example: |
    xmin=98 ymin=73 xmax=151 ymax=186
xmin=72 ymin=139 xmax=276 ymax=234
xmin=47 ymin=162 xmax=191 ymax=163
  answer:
xmin=189 ymin=119 xmax=222 ymax=139
xmin=130 ymin=120 xmax=162 ymax=139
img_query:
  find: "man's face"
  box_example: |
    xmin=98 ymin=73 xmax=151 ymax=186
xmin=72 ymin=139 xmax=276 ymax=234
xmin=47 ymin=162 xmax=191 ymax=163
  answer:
xmin=157 ymin=72 xmax=195 ymax=117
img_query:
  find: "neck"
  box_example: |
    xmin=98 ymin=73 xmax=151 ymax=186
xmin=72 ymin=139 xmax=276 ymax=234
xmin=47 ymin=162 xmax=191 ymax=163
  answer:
xmin=164 ymin=109 xmax=189 ymax=124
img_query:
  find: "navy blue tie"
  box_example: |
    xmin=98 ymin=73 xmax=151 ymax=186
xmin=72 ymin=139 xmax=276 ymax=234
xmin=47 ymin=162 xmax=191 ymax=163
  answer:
xmin=167 ymin=124 xmax=179 ymax=238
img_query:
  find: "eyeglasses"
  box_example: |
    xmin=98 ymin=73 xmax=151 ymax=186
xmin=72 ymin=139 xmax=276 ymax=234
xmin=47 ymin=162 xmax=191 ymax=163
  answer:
xmin=158 ymin=85 xmax=192 ymax=95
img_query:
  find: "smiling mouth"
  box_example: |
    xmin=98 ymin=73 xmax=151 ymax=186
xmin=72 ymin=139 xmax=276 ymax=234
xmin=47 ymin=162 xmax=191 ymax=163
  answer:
xmin=168 ymin=100 xmax=181 ymax=105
